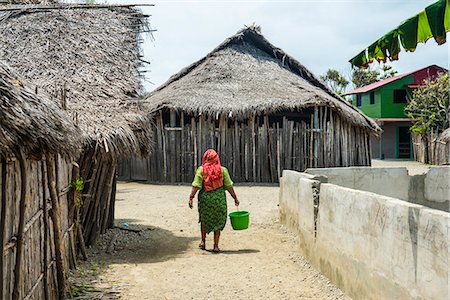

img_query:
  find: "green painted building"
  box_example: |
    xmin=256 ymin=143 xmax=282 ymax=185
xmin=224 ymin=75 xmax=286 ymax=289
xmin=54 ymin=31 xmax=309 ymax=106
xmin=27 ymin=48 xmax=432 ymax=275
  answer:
xmin=344 ymin=65 xmax=446 ymax=159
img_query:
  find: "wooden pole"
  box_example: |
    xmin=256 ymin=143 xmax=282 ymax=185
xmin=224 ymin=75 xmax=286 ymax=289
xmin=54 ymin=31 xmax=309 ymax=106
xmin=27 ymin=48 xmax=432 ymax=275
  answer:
xmin=251 ymin=114 xmax=256 ymax=182
xmin=108 ymin=172 xmax=117 ymax=229
xmin=41 ymin=162 xmax=50 ymax=299
xmin=181 ymin=112 xmax=185 ymax=181
xmin=313 ymin=106 xmax=319 ymax=168
xmin=12 ymin=151 xmax=27 ymax=300
xmin=46 ymin=155 xmax=67 ymax=299
xmin=0 ymin=158 xmax=7 ymax=299
xmin=77 ymin=225 xmax=88 ymax=261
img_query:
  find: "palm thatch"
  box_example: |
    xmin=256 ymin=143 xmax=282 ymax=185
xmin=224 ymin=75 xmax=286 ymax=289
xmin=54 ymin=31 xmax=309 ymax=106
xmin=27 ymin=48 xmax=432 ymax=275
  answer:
xmin=0 ymin=3 xmax=152 ymax=156
xmin=0 ymin=61 xmax=79 ymax=157
xmin=144 ymin=26 xmax=380 ymax=133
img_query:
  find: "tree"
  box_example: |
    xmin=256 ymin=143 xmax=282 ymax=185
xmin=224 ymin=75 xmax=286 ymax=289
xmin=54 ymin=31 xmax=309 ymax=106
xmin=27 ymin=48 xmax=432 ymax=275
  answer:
xmin=320 ymin=69 xmax=349 ymax=94
xmin=351 ymin=64 xmax=398 ymax=88
xmin=379 ymin=65 xmax=398 ymax=80
xmin=405 ymin=73 xmax=449 ymax=135
xmin=351 ymin=68 xmax=379 ymax=88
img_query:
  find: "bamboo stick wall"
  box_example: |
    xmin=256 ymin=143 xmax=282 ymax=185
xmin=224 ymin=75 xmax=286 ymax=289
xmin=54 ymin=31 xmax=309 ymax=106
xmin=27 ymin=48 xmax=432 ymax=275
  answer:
xmin=413 ymin=133 xmax=450 ymax=165
xmin=0 ymin=153 xmax=77 ymax=300
xmin=120 ymin=106 xmax=372 ymax=183
xmin=78 ymin=148 xmax=117 ymax=246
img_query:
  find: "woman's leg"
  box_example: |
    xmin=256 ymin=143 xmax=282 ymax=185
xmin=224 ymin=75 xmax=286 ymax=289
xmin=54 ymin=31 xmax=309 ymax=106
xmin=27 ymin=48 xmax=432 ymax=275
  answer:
xmin=199 ymin=223 xmax=206 ymax=249
xmin=213 ymin=230 xmax=221 ymax=251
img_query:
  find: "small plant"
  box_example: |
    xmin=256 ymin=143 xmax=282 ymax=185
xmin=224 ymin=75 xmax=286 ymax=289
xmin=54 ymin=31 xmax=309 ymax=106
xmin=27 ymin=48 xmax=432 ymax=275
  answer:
xmin=70 ymin=287 xmax=79 ymax=298
xmin=91 ymin=262 xmax=98 ymax=272
xmin=70 ymin=178 xmax=84 ymax=192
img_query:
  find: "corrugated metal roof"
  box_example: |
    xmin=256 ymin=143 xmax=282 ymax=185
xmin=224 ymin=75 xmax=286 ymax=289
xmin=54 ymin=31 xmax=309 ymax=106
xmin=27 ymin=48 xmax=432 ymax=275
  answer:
xmin=343 ymin=65 xmax=446 ymax=95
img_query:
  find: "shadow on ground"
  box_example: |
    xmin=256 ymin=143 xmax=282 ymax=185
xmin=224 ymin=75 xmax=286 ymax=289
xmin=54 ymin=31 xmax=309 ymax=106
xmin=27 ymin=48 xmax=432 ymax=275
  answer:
xmin=205 ymin=249 xmax=260 ymax=254
xmin=88 ymin=219 xmax=197 ymax=265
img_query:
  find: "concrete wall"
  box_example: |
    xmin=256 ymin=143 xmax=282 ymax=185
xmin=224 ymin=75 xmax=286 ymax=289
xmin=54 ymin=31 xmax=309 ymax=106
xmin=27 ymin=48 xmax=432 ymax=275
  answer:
xmin=279 ymin=169 xmax=450 ymax=300
xmin=382 ymin=123 xmax=397 ymax=159
xmin=424 ymin=167 xmax=450 ymax=210
xmin=306 ymin=167 xmax=410 ymax=200
xmin=306 ymin=166 xmax=450 ymax=212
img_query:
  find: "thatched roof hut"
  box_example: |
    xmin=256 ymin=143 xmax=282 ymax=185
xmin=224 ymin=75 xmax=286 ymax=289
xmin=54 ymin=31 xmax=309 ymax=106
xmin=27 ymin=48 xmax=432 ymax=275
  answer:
xmin=0 ymin=61 xmax=79 ymax=299
xmin=0 ymin=62 xmax=79 ymax=157
xmin=145 ymin=27 xmax=379 ymax=131
xmin=131 ymin=26 xmax=380 ymax=183
xmin=0 ymin=3 xmax=152 ymax=155
xmin=0 ymin=3 xmax=153 ymax=244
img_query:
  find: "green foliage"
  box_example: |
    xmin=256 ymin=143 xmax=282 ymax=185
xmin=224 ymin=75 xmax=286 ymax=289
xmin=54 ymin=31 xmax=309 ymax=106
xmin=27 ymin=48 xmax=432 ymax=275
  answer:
xmin=405 ymin=73 xmax=449 ymax=135
xmin=320 ymin=69 xmax=349 ymax=94
xmin=70 ymin=287 xmax=79 ymax=298
xmin=379 ymin=65 xmax=398 ymax=80
xmin=352 ymin=68 xmax=379 ymax=88
xmin=351 ymin=64 xmax=398 ymax=88
xmin=91 ymin=262 xmax=98 ymax=272
xmin=70 ymin=178 xmax=84 ymax=192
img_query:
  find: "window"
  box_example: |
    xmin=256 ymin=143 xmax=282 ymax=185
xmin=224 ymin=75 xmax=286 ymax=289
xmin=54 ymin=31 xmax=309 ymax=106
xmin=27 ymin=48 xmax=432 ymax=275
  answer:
xmin=393 ymin=89 xmax=407 ymax=103
xmin=356 ymin=94 xmax=362 ymax=107
xmin=369 ymin=91 xmax=375 ymax=104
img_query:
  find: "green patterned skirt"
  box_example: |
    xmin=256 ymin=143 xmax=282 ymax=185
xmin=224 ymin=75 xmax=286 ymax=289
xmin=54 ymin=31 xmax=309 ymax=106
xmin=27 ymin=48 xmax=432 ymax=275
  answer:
xmin=198 ymin=186 xmax=227 ymax=234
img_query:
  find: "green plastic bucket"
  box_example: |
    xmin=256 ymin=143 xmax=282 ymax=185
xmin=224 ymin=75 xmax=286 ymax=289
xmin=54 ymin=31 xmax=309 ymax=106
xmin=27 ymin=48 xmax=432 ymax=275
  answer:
xmin=229 ymin=211 xmax=250 ymax=230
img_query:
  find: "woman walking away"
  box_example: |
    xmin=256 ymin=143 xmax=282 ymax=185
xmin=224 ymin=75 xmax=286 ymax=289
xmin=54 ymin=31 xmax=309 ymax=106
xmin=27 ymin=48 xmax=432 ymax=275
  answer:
xmin=188 ymin=149 xmax=239 ymax=253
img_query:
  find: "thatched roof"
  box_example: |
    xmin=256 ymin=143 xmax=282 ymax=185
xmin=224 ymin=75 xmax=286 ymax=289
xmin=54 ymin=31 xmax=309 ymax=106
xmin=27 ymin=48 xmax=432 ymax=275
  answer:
xmin=0 ymin=62 xmax=80 ymax=157
xmin=144 ymin=26 xmax=380 ymax=133
xmin=0 ymin=4 xmax=152 ymax=156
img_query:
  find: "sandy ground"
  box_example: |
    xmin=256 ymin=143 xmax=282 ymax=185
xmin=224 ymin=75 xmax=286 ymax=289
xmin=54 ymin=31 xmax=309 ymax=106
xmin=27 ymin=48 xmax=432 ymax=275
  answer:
xmin=83 ymin=183 xmax=349 ymax=300
xmin=371 ymin=159 xmax=430 ymax=175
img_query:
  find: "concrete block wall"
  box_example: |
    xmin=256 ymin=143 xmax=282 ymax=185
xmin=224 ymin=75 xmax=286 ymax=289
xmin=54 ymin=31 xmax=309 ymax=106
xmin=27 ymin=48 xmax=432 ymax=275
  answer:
xmin=306 ymin=166 xmax=450 ymax=212
xmin=424 ymin=167 xmax=450 ymax=211
xmin=279 ymin=171 xmax=324 ymax=258
xmin=279 ymin=169 xmax=450 ymax=300
xmin=305 ymin=166 xmax=410 ymax=200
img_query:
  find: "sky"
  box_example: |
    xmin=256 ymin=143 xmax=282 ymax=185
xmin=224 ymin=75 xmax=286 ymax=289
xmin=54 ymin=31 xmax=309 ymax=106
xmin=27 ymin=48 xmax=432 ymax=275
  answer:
xmin=105 ymin=0 xmax=449 ymax=92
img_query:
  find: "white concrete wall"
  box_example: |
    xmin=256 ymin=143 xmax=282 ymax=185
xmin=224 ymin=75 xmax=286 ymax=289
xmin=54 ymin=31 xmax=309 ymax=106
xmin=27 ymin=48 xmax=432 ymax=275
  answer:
xmin=306 ymin=167 xmax=410 ymax=200
xmin=279 ymin=171 xmax=323 ymax=258
xmin=279 ymin=170 xmax=450 ymax=300
xmin=424 ymin=166 xmax=450 ymax=204
xmin=279 ymin=170 xmax=324 ymax=250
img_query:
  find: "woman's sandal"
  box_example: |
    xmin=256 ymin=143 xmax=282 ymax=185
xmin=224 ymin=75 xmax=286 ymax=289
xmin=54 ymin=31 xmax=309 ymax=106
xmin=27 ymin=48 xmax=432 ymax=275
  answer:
xmin=212 ymin=245 xmax=220 ymax=253
xmin=198 ymin=241 xmax=206 ymax=250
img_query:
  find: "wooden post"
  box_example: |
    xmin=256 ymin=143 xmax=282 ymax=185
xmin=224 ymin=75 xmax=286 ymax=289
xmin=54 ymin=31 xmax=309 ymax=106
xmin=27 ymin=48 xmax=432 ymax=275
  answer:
xmin=251 ymin=114 xmax=256 ymax=182
xmin=160 ymin=112 xmax=167 ymax=180
xmin=46 ymin=155 xmax=67 ymax=299
xmin=181 ymin=112 xmax=185 ymax=181
xmin=169 ymin=110 xmax=176 ymax=182
xmin=233 ymin=120 xmax=239 ymax=181
xmin=12 ymin=151 xmax=27 ymax=300
xmin=192 ymin=117 xmax=197 ymax=171
xmin=0 ymin=158 xmax=6 ymax=299
xmin=77 ymin=225 xmax=88 ymax=260
xmin=313 ymin=106 xmax=319 ymax=168
xmin=108 ymin=172 xmax=117 ymax=229
xmin=41 ymin=162 xmax=50 ymax=299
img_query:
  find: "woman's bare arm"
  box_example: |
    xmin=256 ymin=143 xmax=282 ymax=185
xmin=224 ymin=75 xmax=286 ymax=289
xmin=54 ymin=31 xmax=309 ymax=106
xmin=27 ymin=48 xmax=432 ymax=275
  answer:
xmin=227 ymin=187 xmax=240 ymax=206
xmin=188 ymin=187 xmax=199 ymax=209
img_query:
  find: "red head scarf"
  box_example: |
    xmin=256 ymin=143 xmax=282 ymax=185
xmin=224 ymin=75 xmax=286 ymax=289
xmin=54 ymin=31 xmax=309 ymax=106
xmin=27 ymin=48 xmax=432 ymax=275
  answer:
xmin=202 ymin=149 xmax=223 ymax=192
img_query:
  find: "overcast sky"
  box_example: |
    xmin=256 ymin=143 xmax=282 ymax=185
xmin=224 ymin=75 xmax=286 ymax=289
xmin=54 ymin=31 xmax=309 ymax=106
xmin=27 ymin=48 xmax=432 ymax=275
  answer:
xmin=107 ymin=0 xmax=449 ymax=92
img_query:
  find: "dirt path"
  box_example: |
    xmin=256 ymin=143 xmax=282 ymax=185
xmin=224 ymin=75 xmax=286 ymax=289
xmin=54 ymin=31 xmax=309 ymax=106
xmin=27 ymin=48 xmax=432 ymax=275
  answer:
xmin=87 ymin=183 xmax=348 ymax=300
